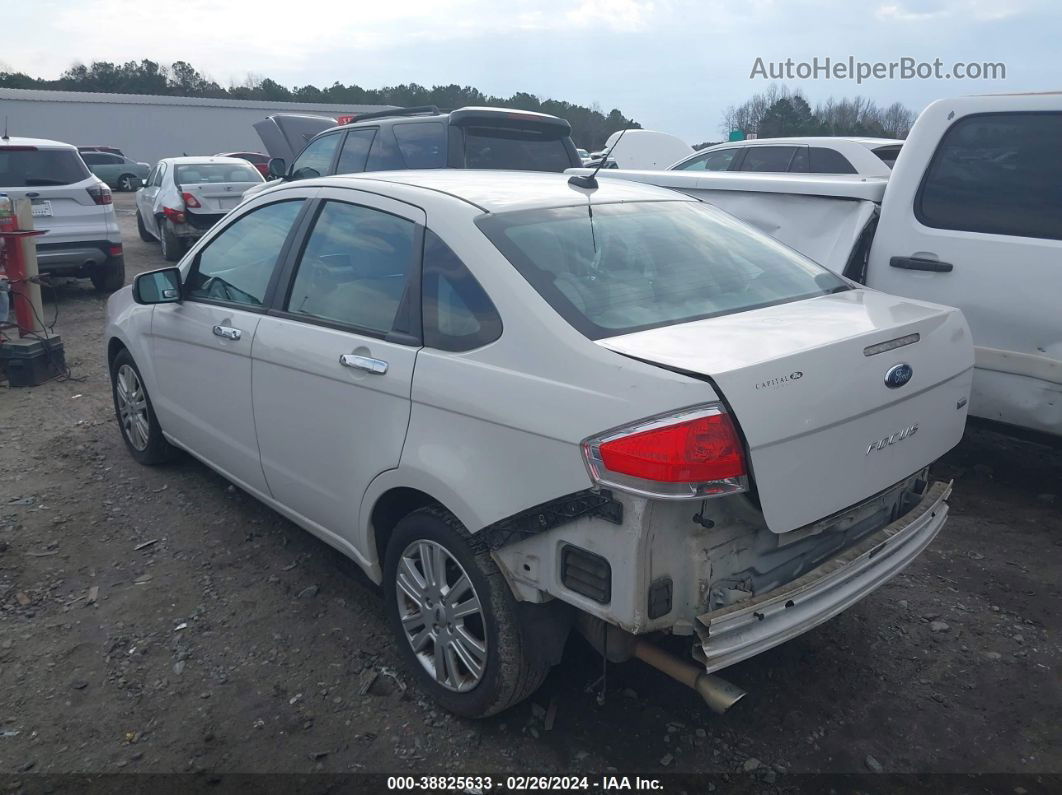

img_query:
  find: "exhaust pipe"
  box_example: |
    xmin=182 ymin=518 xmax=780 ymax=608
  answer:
xmin=632 ymin=638 xmax=746 ymax=714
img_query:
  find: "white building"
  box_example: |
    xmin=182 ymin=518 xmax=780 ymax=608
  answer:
xmin=0 ymin=87 xmax=390 ymax=163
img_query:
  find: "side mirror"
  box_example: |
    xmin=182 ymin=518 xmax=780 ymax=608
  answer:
xmin=133 ymin=267 xmax=182 ymax=305
xmin=267 ymin=157 xmax=287 ymax=179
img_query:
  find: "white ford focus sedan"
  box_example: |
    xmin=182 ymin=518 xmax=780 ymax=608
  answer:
xmin=106 ymin=170 xmax=973 ymax=718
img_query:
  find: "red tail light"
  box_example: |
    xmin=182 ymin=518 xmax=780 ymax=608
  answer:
xmin=181 ymin=192 xmax=201 ymax=208
xmin=162 ymin=206 xmax=186 ymax=224
xmin=109 ymin=244 xmax=123 ymax=256
xmin=86 ymin=184 xmax=112 ymax=205
xmin=582 ymin=405 xmax=747 ymax=499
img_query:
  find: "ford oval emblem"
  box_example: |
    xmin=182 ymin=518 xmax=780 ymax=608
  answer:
xmin=885 ymin=363 xmax=913 ymax=389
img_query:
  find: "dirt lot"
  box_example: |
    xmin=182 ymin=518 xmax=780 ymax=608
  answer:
xmin=1 ymin=192 xmax=1060 ymax=785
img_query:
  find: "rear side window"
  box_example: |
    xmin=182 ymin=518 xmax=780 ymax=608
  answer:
xmin=739 ymin=146 xmax=798 ymax=172
xmin=477 ymin=201 xmax=847 ymax=340
xmin=187 ymin=200 xmax=305 ymax=307
xmin=286 ymin=201 xmax=416 ymax=335
xmin=460 ymin=125 xmax=573 ymax=172
xmin=336 ymin=129 xmax=377 ymax=174
xmin=394 ymin=122 xmax=446 ymax=169
xmin=917 ymin=112 xmax=1062 ymax=241
xmin=365 ymin=128 xmax=405 ymax=171
xmin=291 ymin=133 xmax=341 ymax=180
xmin=422 ymin=229 xmax=501 ymax=351
xmin=808 ymin=147 xmax=857 ymax=174
xmin=672 ymin=148 xmax=738 ymax=171
xmin=0 ymin=148 xmax=90 ymax=187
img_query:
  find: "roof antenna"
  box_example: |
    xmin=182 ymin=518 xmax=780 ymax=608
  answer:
xmin=2 ymin=116 xmax=9 ymax=141
xmin=568 ymin=125 xmax=631 ymax=190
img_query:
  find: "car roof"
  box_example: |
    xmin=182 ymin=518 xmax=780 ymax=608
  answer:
xmin=159 ymin=156 xmax=257 ymax=165
xmin=0 ymin=136 xmax=77 ymax=150
xmin=295 ymin=169 xmax=692 ymax=213
xmin=707 ymin=136 xmax=903 ymax=148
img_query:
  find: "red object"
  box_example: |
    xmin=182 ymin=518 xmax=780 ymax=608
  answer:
xmin=337 ymin=114 xmax=357 ymax=125
xmin=0 ymin=228 xmax=47 ymax=337
xmin=162 ymin=206 xmax=186 ymax=224
xmin=598 ymin=412 xmax=746 ymax=484
xmin=181 ymin=192 xmax=202 ymax=208
xmin=85 ymin=184 xmax=112 ymax=205
xmin=109 ymin=243 xmax=123 ymax=256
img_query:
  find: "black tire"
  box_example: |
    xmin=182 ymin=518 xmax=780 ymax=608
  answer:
xmin=160 ymin=219 xmax=182 ymax=262
xmin=117 ymin=174 xmax=138 ymax=192
xmin=91 ymin=255 xmax=125 ymax=292
xmin=384 ymin=507 xmax=550 ymax=718
xmin=110 ymin=349 xmax=176 ymax=465
xmin=136 ymin=210 xmax=153 ymax=242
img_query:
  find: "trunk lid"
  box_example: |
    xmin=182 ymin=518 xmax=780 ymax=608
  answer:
xmin=598 ymin=289 xmax=973 ymax=533
xmin=179 ymin=181 xmax=260 ymax=214
xmin=253 ymin=114 xmax=337 ymax=163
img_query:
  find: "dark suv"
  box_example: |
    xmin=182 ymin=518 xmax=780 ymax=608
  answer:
xmin=254 ymin=106 xmax=582 ymax=185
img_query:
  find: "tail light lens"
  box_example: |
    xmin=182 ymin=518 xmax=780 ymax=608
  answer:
xmin=181 ymin=191 xmax=201 ymax=208
xmin=582 ymin=404 xmax=747 ymax=499
xmin=86 ymin=184 xmax=112 ymax=205
xmin=162 ymin=206 xmax=186 ymax=224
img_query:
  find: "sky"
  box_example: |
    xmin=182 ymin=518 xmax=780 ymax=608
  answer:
xmin=1 ymin=0 xmax=1058 ymax=142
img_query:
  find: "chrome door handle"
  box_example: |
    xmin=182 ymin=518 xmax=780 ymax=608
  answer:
xmin=339 ymin=353 xmax=388 ymax=374
xmin=212 ymin=325 xmax=242 ymax=340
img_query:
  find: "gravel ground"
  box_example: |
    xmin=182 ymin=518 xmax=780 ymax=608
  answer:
xmin=1 ymin=193 xmax=1060 ymax=784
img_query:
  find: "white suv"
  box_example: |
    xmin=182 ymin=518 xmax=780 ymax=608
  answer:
xmin=105 ymin=171 xmax=972 ymax=718
xmin=1 ymin=137 xmax=124 ymax=291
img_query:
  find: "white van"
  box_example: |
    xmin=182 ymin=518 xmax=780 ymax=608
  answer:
xmin=572 ymin=92 xmax=1062 ymax=440
xmin=597 ymin=129 xmax=694 ymax=170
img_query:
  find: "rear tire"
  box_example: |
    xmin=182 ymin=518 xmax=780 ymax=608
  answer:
xmin=384 ymin=506 xmax=550 ymax=718
xmin=136 ymin=210 xmax=153 ymax=242
xmin=91 ymin=255 xmax=125 ymax=292
xmin=110 ymin=349 xmax=176 ymax=465
xmin=160 ymin=220 xmax=182 ymax=262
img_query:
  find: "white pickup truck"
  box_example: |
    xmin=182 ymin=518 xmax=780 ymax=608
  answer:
xmin=574 ymin=92 xmax=1062 ymax=439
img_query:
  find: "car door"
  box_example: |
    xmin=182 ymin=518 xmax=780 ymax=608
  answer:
xmin=867 ymin=104 xmax=1062 ymax=435
xmin=150 ymin=195 xmax=312 ymax=494
xmin=251 ymin=188 xmax=424 ymax=557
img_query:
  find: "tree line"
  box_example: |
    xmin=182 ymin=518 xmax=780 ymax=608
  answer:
xmin=710 ymin=85 xmax=917 ymax=146
xmin=0 ymin=59 xmax=639 ymax=150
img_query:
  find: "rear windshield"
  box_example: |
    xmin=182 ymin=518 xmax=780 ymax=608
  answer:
xmin=0 ymin=148 xmax=91 ymax=187
xmin=477 ymin=201 xmax=848 ymax=339
xmin=460 ymin=125 xmax=574 ymax=172
xmin=175 ymin=163 xmax=263 ymax=185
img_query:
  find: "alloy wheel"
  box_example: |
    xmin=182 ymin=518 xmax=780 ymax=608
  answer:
xmin=395 ymin=539 xmax=488 ymax=692
xmin=115 ymin=364 xmax=150 ymax=451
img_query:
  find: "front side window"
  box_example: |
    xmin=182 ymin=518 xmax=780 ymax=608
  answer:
xmin=477 ymin=201 xmax=847 ymax=340
xmin=186 ymin=200 xmax=305 ymax=307
xmin=286 ymin=201 xmax=416 ymax=335
xmin=917 ymin=112 xmax=1062 ymax=241
xmin=291 ymin=134 xmax=341 ymax=180
xmin=422 ymin=229 xmax=501 ymax=351
xmin=394 ymin=122 xmax=447 ymax=168
xmin=336 ymin=129 xmax=377 ymax=174
xmin=739 ymin=146 xmax=798 ymax=172
xmin=673 ymin=148 xmax=738 ymax=172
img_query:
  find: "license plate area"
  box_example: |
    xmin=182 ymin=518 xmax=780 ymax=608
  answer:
xmin=31 ymin=201 xmax=53 ymax=217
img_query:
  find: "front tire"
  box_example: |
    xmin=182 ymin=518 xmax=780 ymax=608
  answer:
xmin=160 ymin=219 xmax=182 ymax=262
xmin=384 ymin=507 xmax=549 ymax=718
xmin=110 ymin=349 xmax=175 ymax=465
xmin=136 ymin=210 xmax=153 ymax=242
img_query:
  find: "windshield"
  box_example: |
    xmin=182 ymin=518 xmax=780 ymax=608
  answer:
xmin=175 ymin=163 xmax=263 ymax=185
xmin=461 ymin=125 xmax=574 ymax=172
xmin=0 ymin=148 xmax=91 ymax=187
xmin=477 ymin=201 xmax=849 ymax=339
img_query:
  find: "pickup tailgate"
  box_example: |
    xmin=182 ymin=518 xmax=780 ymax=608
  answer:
xmin=599 ymin=289 xmax=973 ymax=533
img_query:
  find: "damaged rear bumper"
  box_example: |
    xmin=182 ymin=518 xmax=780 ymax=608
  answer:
xmin=694 ymin=479 xmax=952 ymax=673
